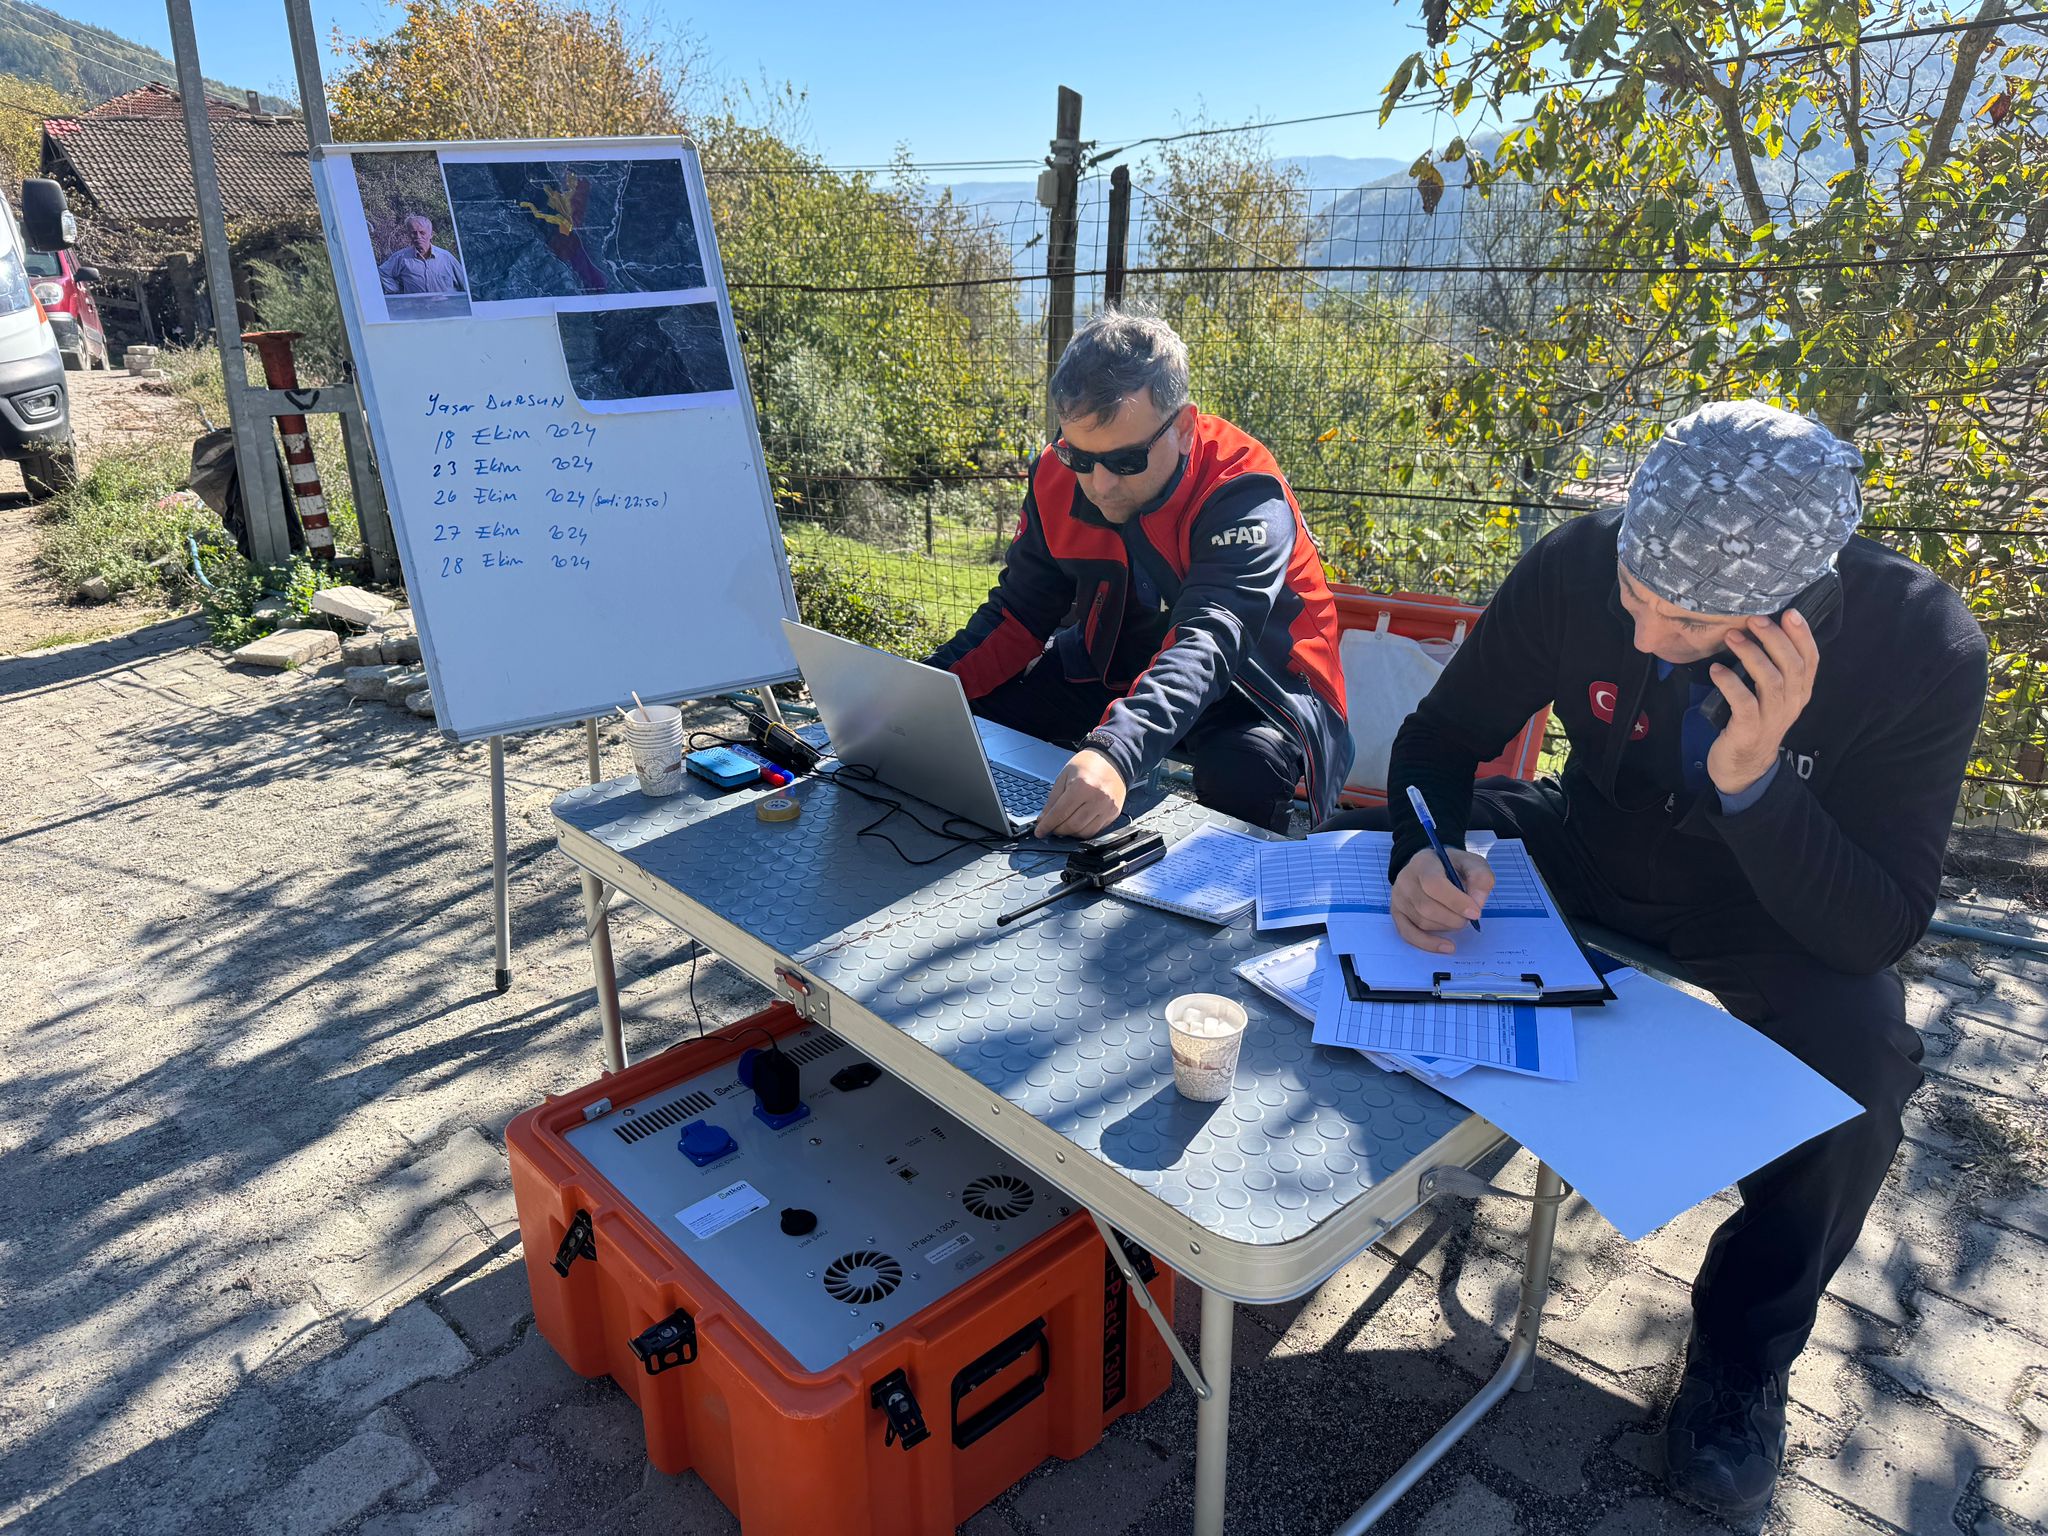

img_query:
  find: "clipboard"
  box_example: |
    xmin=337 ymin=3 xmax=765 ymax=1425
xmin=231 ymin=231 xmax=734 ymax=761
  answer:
xmin=1337 ymin=951 xmax=1617 ymax=1007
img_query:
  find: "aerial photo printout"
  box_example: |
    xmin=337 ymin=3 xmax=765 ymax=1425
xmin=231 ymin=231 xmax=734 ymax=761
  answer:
xmin=441 ymin=157 xmax=707 ymax=302
xmin=556 ymin=301 xmax=735 ymax=404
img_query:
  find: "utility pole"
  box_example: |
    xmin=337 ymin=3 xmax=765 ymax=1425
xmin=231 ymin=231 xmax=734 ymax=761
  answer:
xmin=168 ymin=0 xmax=293 ymax=567
xmin=1041 ymin=86 xmax=1083 ymax=439
xmin=282 ymin=0 xmax=401 ymax=585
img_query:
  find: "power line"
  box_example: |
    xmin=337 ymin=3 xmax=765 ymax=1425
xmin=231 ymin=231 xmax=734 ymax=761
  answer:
xmin=1084 ymin=9 xmax=2048 ymax=169
xmin=728 ymin=243 xmax=2046 ymax=293
xmin=0 ymin=0 xmax=244 ymax=110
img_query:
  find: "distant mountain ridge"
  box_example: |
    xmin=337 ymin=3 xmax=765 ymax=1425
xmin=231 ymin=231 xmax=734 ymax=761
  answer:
xmin=0 ymin=0 xmax=290 ymax=114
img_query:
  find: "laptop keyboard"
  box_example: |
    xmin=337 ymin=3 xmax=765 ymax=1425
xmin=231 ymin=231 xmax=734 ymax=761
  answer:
xmin=990 ymin=763 xmax=1052 ymax=821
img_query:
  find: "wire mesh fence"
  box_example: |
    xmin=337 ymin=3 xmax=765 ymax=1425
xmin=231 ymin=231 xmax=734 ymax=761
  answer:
xmin=704 ymin=154 xmax=2048 ymax=827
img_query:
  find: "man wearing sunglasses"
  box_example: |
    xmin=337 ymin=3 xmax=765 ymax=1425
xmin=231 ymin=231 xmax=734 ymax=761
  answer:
xmin=1324 ymin=400 xmax=1986 ymax=1520
xmin=927 ymin=304 xmax=1351 ymax=837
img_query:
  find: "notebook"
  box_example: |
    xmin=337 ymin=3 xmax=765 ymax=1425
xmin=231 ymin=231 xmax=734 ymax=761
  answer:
xmin=1111 ymin=824 xmax=1266 ymax=923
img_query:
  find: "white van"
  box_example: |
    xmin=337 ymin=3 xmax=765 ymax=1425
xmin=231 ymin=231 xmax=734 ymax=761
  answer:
xmin=1 ymin=179 xmax=79 ymax=498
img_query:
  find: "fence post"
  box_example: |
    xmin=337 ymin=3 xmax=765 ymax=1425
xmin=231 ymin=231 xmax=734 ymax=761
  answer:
xmin=1104 ymin=163 xmax=1131 ymax=308
xmin=283 ymin=0 xmax=402 ymax=586
xmin=1042 ymin=85 xmax=1083 ymax=438
xmin=169 ymin=0 xmax=295 ymax=569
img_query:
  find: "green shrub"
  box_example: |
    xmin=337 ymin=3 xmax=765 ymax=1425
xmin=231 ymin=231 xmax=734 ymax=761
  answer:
xmin=787 ymin=544 xmax=950 ymax=659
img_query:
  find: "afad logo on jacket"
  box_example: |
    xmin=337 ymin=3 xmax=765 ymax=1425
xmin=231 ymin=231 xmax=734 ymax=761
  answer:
xmin=1588 ymin=682 xmax=1650 ymax=740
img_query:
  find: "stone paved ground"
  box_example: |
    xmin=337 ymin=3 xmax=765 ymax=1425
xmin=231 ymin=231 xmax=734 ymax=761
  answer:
xmin=3 ymin=620 xmax=2046 ymax=1536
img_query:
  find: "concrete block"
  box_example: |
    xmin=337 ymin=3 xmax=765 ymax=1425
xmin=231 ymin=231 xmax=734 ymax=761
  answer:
xmin=309 ymin=1203 xmax=490 ymax=1333
xmin=309 ymin=1301 xmax=473 ymax=1415
xmin=354 ymin=1456 xmax=552 ymax=1536
xmin=1798 ymin=1384 xmax=1995 ymax=1534
xmin=381 ymin=666 xmax=429 ymax=704
xmin=430 ymin=1249 xmax=528 ymax=1356
xmin=1962 ymin=988 xmax=2048 ymax=1046
xmin=1934 ymin=1026 xmax=2047 ymax=1096
xmin=1414 ymin=1474 xmax=1520 ymax=1536
xmin=312 ymin=586 xmax=399 ymax=627
xmin=340 ymin=637 xmax=384 ymax=667
xmin=1010 ymin=1433 xmax=1180 ymax=1533
xmin=234 ymin=629 xmax=339 ymax=671
xmin=1761 ymin=1481 xmax=1886 ymax=1535
xmin=1826 ymin=1216 xmax=1926 ymax=1327
xmin=1584 ymin=1495 xmax=1723 ymax=1534
xmin=1983 ymin=1188 xmax=2048 ymax=1245
xmin=1789 ymin=1297 xmax=1891 ymax=1426
xmin=246 ymin=1408 xmax=435 ymax=1536
xmin=401 ymin=1328 xmax=582 ymax=1469
xmin=1935 ymin=1225 xmax=2048 ymax=1342
xmin=601 ymin=1470 xmax=736 ymax=1535
xmin=352 ymin=1126 xmax=516 ymax=1237
xmin=379 ymin=634 xmax=422 ymax=665
xmin=406 ymin=689 xmax=436 ymax=719
xmin=1470 ymin=1366 xmax=1651 ymax=1496
xmin=1545 ymin=1268 xmax=1694 ymax=1377
xmin=344 ymin=664 xmax=404 ymax=699
xmin=162 ymin=1388 xmax=285 ymax=1511
xmin=1875 ymin=1289 xmax=2047 ymax=1438
xmin=1980 ymin=1419 xmax=2048 ymax=1525
xmin=1634 ymin=1195 xmax=1736 ymax=1285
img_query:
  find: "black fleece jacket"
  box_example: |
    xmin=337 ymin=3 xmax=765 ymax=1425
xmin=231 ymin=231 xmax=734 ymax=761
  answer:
xmin=1387 ymin=511 xmax=1988 ymax=975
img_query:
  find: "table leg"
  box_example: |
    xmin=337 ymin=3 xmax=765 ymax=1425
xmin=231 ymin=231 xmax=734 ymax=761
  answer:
xmin=489 ymin=736 xmax=511 ymax=995
xmin=580 ymin=871 xmax=626 ymax=1072
xmin=1193 ymin=1287 xmax=1235 ymax=1536
xmin=1328 ymin=1161 xmax=1565 ymax=1534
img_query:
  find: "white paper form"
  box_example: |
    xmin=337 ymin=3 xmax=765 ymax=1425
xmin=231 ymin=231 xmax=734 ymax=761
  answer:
xmin=1326 ymin=837 xmax=1604 ymax=998
xmin=1236 ymin=939 xmax=1471 ymax=1080
xmin=1114 ymin=823 xmax=1265 ymax=922
xmin=1313 ymin=944 xmax=1579 ymax=1079
xmin=1254 ymin=828 xmax=1394 ymax=928
xmin=1431 ymin=969 xmax=1863 ymax=1240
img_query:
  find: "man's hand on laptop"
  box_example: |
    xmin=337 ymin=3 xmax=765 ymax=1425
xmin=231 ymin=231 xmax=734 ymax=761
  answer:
xmin=1034 ymin=749 xmax=1126 ymax=838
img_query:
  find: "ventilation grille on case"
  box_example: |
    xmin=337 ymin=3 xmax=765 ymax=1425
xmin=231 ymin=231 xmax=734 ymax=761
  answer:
xmin=613 ymin=1089 xmax=716 ymax=1144
xmin=962 ymin=1172 xmax=1035 ymax=1222
xmin=822 ymin=1250 xmax=903 ymax=1305
xmin=784 ymin=1035 xmax=845 ymax=1067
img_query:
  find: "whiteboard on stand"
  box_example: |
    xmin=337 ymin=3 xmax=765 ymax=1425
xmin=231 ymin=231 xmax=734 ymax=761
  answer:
xmin=309 ymin=137 xmax=797 ymax=741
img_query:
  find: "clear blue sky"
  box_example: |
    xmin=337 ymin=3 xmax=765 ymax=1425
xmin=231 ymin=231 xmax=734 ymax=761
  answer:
xmin=53 ymin=0 xmax=1472 ymax=170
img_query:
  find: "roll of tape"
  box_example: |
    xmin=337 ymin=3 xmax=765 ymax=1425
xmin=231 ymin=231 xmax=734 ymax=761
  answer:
xmin=756 ymin=794 xmax=801 ymax=823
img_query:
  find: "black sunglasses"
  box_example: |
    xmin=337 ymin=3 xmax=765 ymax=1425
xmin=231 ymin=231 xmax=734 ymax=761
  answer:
xmin=1054 ymin=413 xmax=1178 ymax=476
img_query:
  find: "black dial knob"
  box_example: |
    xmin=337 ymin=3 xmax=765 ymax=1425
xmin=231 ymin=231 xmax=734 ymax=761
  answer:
xmin=779 ymin=1207 xmax=817 ymax=1236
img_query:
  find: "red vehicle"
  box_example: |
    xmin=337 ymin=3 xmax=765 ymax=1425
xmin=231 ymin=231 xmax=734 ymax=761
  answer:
xmin=26 ymin=246 xmax=109 ymax=371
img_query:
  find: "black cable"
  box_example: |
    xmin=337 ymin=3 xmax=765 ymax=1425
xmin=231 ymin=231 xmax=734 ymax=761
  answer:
xmin=687 ymin=943 xmax=706 ymax=1038
xmin=820 ymin=762 xmax=1070 ymax=866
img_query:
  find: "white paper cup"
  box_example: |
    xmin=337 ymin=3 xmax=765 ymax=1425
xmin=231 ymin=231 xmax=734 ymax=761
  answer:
xmin=1166 ymin=993 xmax=1249 ymax=1102
xmin=623 ymin=705 xmax=684 ymax=796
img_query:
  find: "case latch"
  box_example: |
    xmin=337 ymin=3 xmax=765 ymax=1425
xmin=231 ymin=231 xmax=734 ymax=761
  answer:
xmin=629 ymin=1308 xmax=698 ymax=1375
xmin=552 ymin=1209 xmax=595 ymax=1277
xmin=870 ymin=1368 xmax=929 ymax=1449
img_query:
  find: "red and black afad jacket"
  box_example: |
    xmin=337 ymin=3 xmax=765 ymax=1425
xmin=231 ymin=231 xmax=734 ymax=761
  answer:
xmin=930 ymin=414 xmax=1353 ymax=820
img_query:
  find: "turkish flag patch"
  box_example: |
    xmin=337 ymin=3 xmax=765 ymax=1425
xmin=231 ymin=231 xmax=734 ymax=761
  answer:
xmin=1588 ymin=682 xmax=1650 ymax=740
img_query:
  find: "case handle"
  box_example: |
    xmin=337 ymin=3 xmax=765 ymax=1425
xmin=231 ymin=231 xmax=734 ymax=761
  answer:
xmin=951 ymin=1317 xmax=1049 ymax=1449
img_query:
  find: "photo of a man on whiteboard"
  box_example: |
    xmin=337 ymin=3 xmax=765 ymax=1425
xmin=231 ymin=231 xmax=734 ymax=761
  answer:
xmin=379 ymin=215 xmax=467 ymax=298
xmin=353 ymin=149 xmax=473 ymax=322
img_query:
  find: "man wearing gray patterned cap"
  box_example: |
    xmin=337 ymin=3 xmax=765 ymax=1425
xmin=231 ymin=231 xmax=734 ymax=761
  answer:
xmin=1323 ymin=400 xmax=1987 ymax=1519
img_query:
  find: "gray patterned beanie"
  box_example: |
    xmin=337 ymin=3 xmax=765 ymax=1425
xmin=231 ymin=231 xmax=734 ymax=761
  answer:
xmin=1618 ymin=400 xmax=1866 ymax=615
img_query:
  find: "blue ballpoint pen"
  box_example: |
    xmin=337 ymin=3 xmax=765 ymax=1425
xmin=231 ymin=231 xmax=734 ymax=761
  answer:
xmin=1405 ymin=784 xmax=1480 ymax=932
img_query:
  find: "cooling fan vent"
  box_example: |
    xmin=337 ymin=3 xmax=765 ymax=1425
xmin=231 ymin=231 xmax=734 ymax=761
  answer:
xmin=822 ymin=1250 xmax=903 ymax=1305
xmin=962 ymin=1172 xmax=1035 ymax=1222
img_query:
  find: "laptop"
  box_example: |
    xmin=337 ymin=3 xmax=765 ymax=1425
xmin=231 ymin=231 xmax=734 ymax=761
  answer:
xmin=781 ymin=621 xmax=1074 ymax=835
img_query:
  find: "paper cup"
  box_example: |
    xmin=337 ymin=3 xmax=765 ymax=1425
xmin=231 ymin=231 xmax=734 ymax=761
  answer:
xmin=1166 ymin=993 xmax=1249 ymax=1102
xmin=623 ymin=705 xmax=684 ymax=796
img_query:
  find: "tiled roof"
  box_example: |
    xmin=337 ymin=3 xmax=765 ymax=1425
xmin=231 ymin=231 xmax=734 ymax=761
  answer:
xmin=44 ymin=82 xmax=258 ymax=136
xmin=41 ymin=109 xmax=312 ymax=225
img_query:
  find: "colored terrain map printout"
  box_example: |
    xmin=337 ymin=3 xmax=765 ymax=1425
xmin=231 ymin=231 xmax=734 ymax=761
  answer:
xmin=442 ymin=158 xmax=706 ymax=301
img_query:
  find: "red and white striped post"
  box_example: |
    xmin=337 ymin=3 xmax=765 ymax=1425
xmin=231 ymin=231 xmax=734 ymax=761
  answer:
xmin=242 ymin=329 xmax=334 ymax=561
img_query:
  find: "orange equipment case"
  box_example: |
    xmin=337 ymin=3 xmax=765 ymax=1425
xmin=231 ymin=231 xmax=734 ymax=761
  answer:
xmin=507 ymin=1002 xmax=1176 ymax=1535
xmin=1326 ymin=585 xmax=1553 ymax=809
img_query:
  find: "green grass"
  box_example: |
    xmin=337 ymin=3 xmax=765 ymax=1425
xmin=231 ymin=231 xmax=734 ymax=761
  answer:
xmin=783 ymin=522 xmax=1000 ymax=639
xmin=36 ymin=443 xmax=225 ymax=604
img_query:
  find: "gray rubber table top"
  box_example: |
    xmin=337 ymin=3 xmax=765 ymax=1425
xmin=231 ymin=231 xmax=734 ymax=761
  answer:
xmin=554 ymin=774 xmax=1474 ymax=1251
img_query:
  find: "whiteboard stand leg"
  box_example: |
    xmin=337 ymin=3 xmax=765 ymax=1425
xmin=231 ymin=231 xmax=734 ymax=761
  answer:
xmin=756 ymin=685 xmax=786 ymax=725
xmin=581 ymin=871 xmax=626 ymax=1073
xmin=489 ymin=735 xmax=512 ymax=995
xmin=584 ymin=717 xmax=600 ymax=784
